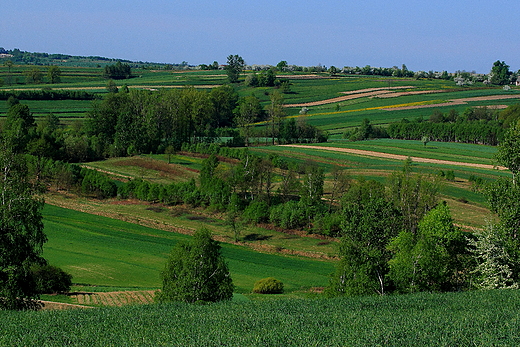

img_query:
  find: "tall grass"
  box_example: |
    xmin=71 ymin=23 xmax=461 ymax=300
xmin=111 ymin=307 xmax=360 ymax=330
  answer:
xmin=1 ymin=290 xmax=518 ymax=346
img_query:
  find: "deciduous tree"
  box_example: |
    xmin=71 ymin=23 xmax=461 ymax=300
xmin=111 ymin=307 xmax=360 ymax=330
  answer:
xmin=225 ymin=55 xmax=245 ymax=83
xmin=387 ymin=203 xmax=468 ymax=293
xmin=47 ymin=66 xmax=61 ymax=84
xmin=490 ymin=60 xmax=511 ymax=85
xmin=157 ymin=228 xmax=233 ymax=303
xmin=327 ymin=179 xmax=401 ymax=296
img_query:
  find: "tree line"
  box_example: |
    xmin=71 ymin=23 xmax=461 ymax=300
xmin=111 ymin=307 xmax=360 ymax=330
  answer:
xmin=345 ymin=105 xmax=520 ymax=146
xmin=0 ymin=89 xmax=99 ymax=101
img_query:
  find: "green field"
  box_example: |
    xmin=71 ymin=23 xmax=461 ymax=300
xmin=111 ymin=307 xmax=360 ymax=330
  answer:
xmin=1 ymin=290 xmax=519 ymax=346
xmin=43 ymin=204 xmax=334 ymax=294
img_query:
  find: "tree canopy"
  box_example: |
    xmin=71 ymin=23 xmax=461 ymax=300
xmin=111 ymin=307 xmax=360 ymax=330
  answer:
xmin=157 ymin=228 xmax=233 ymax=303
xmin=0 ymin=140 xmax=46 ymax=310
xmin=103 ymin=61 xmax=132 ymax=80
xmin=225 ymin=55 xmax=245 ymax=83
xmin=490 ymin=60 xmax=511 ymax=85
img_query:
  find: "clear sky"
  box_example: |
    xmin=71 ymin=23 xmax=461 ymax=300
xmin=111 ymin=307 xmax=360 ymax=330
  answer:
xmin=2 ymin=0 xmax=518 ymax=73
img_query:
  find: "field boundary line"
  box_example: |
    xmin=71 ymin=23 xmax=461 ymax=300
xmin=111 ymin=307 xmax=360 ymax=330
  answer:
xmin=281 ymin=144 xmax=507 ymax=170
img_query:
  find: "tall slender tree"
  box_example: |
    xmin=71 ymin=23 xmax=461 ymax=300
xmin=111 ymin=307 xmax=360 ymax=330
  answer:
xmin=0 ymin=139 xmax=46 ymax=310
xmin=225 ymin=55 xmax=245 ymax=83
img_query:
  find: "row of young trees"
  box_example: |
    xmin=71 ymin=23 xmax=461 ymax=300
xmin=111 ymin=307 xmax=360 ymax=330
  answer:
xmin=345 ymin=105 xmax=520 ymax=146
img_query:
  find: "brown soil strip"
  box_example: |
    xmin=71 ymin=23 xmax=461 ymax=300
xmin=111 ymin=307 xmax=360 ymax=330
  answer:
xmin=285 ymin=86 xmax=445 ymax=107
xmin=340 ymin=86 xmax=416 ymax=95
xmin=287 ymin=90 xmax=395 ymax=107
xmin=80 ymin=165 xmax=133 ymax=180
xmin=40 ymin=301 xmax=94 ymax=310
xmin=286 ymin=86 xmax=418 ymax=107
xmin=376 ymin=90 xmax=445 ymax=98
xmin=69 ymin=291 xmax=157 ymax=307
xmin=281 ymin=145 xmax=506 ymax=171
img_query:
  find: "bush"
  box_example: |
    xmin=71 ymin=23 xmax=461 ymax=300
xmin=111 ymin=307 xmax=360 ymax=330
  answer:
xmin=253 ymin=277 xmax=284 ymax=294
xmin=31 ymin=264 xmax=72 ymax=294
xmin=242 ymin=200 xmax=269 ymax=224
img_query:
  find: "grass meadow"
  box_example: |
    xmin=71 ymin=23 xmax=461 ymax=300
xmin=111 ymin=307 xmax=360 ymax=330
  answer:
xmin=2 ymin=289 xmax=519 ymax=346
xmin=42 ymin=204 xmax=334 ymax=294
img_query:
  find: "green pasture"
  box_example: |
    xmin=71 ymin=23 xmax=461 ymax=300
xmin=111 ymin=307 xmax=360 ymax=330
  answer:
xmin=0 ymin=99 xmax=93 ymax=118
xmin=2 ymin=290 xmax=519 ymax=346
xmin=42 ymin=204 xmax=334 ymax=293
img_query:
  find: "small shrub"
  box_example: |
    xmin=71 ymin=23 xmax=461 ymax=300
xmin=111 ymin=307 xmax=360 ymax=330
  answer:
xmin=31 ymin=264 xmax=72 ymax=294
xmin=445 ymin=170 xmax=455 ymax=181
xmin=253 ymin=277 xmax=284 ymax=294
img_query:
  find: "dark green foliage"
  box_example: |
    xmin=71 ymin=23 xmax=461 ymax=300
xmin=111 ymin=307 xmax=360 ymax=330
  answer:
xmin=208 ymin=84 xmax=238 ymax=128
xmin=278 ymin=118 xmax=328 ymax=144
xmin=327 ymin=179 xmax=401 ymax=296
xmin=499 ymin=103 xmax=520 ymax=128
xmin=103 ymin=61 xmax=132 ymax=79
xmin=47 ymin=66 xmax=61 ymax=84
xmin=495 ymin=123 xmax=520 ymax=185
xmin=387 ymin=203 xmax=470 ymax=293
xmin=0 ymin=144 xmax=46 ymax=310
xmin=80 ymin=168 xmax=117 ymax=199
xmin=490 ymin=60 xmax=511 ymax=85
xmin=387 ymin=163 xmax=440 ymax=234
xmin=157 ymin=228 xmax=233 ymax=303
xmin=4 ymin=103 xmax=36 ymax=153
xmin=344 ymin=118 xmax=388 ymax=141
xmin=252 ymin=277 xmax=284 ymax=294
xmin=225 ymin=54 xmax=245 ymax=83
xmin=387 ymin=109 xmax=505 ymax=145
xmin=31 ymin=264 xmax=72 ymax=294
xmin=242 ymin=200 xmax=269 ymax=224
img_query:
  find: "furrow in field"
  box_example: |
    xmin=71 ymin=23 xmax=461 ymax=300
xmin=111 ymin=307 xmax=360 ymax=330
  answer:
xmin=281 ymin=144 xmax=506 ymax=170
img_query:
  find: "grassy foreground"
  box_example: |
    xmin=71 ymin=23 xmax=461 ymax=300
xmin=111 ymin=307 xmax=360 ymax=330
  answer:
xmin=1 ymin=290 xmax=519 ymax=346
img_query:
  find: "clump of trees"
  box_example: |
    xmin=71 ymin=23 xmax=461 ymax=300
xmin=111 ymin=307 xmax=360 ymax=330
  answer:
xmin=386 ymin=107 xmax=507 ymax=145
xmin=345 ymin=104 xmax=520 ymax=146
xmin=103 ymin=61 xmax=132 ymax=80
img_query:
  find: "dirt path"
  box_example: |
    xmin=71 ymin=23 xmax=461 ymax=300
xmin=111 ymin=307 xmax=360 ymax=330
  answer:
xmin=281 ymin=145 xmax=506 ymax=170
xmin=285 ymin=86 xmax=520 ymax=109
xmin=286 ymin=86 xmax=417 ymax=107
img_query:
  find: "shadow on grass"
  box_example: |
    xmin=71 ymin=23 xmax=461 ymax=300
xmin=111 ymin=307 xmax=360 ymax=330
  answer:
xmin=243 ymin=233 xmax=272 ymax=241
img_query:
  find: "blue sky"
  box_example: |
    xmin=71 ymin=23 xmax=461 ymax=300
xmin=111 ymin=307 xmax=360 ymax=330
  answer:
xmin=2 ymin=0 xmax=518 ymax=73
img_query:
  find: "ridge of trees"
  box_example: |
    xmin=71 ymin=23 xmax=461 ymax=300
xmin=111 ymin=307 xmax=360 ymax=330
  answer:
xmin=345 ymin=105 xmax=520 ymax=146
